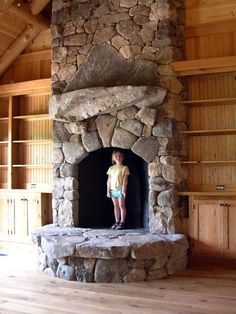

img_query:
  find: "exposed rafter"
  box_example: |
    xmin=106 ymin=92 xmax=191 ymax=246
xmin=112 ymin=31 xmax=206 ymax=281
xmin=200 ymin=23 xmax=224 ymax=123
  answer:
xmin=0 ymin=0 xmax=15 ymax=17
xmin=30 ymin=0 xmax=50 ymax=15
xmin=0 ymin=24 xmax=41 ymax=77
xmin=9 ymin=0 xmax=50 ymax=30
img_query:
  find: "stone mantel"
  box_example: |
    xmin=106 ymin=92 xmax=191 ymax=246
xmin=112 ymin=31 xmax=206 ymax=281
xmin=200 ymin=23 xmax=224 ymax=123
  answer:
xmin=49 ymin=85 xmax=167 ymax=122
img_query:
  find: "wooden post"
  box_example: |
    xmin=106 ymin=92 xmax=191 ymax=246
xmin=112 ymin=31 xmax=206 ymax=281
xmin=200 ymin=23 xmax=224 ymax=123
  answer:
xmin=0 ymin=25 xmax=41 ymax=78
xmin=30 ymin=0 xmax=50 ymax=15
xmin=8 ymin=96 xmax=13 ymax=189
xmin=0 ymin=0 xmax=15 ymax=16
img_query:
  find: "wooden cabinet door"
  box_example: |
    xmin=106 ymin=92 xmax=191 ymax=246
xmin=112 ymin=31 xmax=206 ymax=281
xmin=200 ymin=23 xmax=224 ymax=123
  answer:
xmin=0 ymin=194 xmax=9 ymax=236
xmin=13 ymin=195 xmax=28 ymax=240
xmin=223 ymin=201 xmax=236 ymax=255
xmin=27 ymin=194 xmax=41 ymax=235
xmin=190 ymin=200 xmax=224 ymax=255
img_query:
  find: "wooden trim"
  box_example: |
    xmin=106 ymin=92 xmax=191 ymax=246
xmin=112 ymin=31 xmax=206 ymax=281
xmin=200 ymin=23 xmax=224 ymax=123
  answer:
xmin=185 ymin=20 xmax=236 ymax=38
xmin=172 ymin=56 xmax=236 ymax=76
xmin=12 ymin=50 xmax=51 ymax=64
xmin=181 ymin=129 xmax=236 ymax=136
xmin=13 ymin=140 xmax=51 ymax=144
xmin=0 ymin=78 xmax=51 ymax=96
xmin=182 ymin=98 xmax=236 ymax=106
xmin=181 ymin=160 xmax=236 ymax=165
xmin=0 ymin=0 xmax=15 ymax=17
xmin=179 ymin=192 xmax=236 ymax=196
xmin=7 ymin=96 xmax=12 ymax=189
xmin=30 ymin=0 xmax=50 ymax=15
xmin=13 ymin=114 xmax=50 ymax=120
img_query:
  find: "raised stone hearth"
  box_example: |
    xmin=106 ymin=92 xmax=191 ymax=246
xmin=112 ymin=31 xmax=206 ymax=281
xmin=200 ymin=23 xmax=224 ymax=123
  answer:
xmin=32 ymin=225 xmax=188 ymax=283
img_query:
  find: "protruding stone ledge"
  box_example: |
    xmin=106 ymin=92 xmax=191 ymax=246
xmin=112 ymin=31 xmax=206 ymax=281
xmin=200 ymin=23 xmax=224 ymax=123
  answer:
xmin=32 ymin=225 xmax=188 ymax=283
xmin=49 ymin=85 xmax=167 ymax=122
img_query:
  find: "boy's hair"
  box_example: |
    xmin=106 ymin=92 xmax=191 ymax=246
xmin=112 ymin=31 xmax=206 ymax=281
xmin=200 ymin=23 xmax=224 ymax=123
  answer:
xmin=112 ymin=149 xmax=124 ymax=164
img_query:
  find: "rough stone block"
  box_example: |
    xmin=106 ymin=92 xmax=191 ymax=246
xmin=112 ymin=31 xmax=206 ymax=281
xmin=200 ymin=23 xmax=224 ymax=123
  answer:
xmin=60 ymin=163 xmax=78 ymax=178
xmin=94 ymin=259 xmax=128 ymax=283
xmin=62 ymin=141 xmax=89 ymax=164
xmin=81 ymin=131 xmax=102 ymax=152
xmin=119 ymin=119 xmax=143 ymax=137
xmin=131 ymin=136 xmax=160 ymax=163
xmin=111 ymin=127 xmax=137 ymax=149
xmin=57 ymin=264 xmax=76 ymax=281
xmin=95 ymin=114 xmax=117 ymax=147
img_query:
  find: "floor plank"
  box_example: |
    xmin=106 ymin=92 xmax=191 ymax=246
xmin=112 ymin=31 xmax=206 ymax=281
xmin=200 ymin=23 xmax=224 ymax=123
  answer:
xmin=0 ymin=249 xmax=236 ymax=314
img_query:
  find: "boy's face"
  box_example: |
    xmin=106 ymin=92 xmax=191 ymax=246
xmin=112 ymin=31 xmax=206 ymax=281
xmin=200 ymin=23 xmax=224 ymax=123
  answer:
xmin=114 ymin=152 xmax=123 ymax=164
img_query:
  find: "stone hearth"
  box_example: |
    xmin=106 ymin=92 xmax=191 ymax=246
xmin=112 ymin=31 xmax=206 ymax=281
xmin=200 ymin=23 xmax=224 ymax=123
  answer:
xmin=32 ymin=226 xmax=188 ymax=283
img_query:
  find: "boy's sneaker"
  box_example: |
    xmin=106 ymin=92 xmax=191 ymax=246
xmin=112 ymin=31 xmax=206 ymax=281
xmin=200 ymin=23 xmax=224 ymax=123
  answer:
xmin=111 ymin=222 xmax=119 ymax=229
xmin=116 ymin=222 xmax=125 ymax=230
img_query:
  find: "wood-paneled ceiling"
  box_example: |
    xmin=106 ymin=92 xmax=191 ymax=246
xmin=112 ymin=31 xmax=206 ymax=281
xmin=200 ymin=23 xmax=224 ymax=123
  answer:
xmin=0 ymin=0 xmax=51 ymax=77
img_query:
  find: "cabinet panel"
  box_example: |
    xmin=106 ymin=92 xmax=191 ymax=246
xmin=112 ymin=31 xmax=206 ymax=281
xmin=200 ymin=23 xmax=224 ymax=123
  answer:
xmin=226 ymin=202 xmax=236 ymax=254
xmin=193 ymin=200 xmax=224 ymax=254
xmin=0 ymin=195 xmax=9 ymax=235
xmin=14 ymin=197 xmax=28 ymax=239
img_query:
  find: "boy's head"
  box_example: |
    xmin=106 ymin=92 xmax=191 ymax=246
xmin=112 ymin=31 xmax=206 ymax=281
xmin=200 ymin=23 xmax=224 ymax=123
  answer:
xmin=112 ymin=150 xmax=124 ymax=165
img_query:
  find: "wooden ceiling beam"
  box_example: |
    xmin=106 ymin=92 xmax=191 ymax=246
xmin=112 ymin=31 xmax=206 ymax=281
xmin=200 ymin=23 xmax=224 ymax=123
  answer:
xmin=0 ymin=0 xmax=15 ymax=16
xmin=0 ymin=25 xmax=41 ymax=78
xmin=30 ymin=0 xmax=50 ymax=15
xmin=9 ymin=0 xmax=50 ymax=30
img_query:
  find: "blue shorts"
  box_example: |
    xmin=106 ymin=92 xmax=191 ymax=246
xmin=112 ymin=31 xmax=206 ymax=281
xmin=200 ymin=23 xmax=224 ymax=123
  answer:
xmin=111 ymin=187 xmax=123 ymax=198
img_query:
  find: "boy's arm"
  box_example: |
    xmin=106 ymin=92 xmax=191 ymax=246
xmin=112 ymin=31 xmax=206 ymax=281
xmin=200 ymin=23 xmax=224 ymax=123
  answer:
xmin=122 ymin=176 xmax=128 ymax=197
xmin=107 ymin=176 xmax=111 ymax=197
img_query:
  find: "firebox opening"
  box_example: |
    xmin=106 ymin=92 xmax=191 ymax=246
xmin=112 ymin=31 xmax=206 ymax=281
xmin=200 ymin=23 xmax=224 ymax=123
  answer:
xmin=78 ymin=147 xmax=149 ymax=229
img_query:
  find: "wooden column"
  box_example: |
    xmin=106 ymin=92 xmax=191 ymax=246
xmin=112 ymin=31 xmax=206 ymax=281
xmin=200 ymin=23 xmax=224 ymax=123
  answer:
xmin=0 ymin=0 xmax=15 ymax=16
xmin=30 ymin=0 xmax=50 ymax=15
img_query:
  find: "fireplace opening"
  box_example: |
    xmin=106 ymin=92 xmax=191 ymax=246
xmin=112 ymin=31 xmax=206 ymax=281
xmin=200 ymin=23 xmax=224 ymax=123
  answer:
xmin=78 ymin=147 xmax=149 ymax=229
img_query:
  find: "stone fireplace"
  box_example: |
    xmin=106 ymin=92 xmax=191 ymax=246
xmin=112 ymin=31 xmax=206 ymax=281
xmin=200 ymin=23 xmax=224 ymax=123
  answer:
xmin=32 ymin=0 xmax=189 ymax=283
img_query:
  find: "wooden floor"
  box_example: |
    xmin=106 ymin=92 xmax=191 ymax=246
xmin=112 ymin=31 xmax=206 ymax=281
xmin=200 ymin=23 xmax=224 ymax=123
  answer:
xmin=0 ymin=249 xmax=236 ymax=314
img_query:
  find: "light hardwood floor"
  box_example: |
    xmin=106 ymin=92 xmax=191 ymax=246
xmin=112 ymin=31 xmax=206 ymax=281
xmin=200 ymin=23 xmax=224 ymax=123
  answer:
xmin=0 ymin=248 xmax=236 ymax=314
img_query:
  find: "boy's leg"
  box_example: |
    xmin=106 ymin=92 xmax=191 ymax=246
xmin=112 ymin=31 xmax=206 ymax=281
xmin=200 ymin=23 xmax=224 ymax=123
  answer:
xmin=118 ymin=197 xmax=126 ymax=223
xmin=112 ymin=197 xmax=120 ymax=222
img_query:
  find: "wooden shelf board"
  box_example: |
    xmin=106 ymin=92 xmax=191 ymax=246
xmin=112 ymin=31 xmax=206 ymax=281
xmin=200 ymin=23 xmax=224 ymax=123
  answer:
xmin=13 ymin=165 xmax=52 ymax=168
xmin=13 ymin=114 xmax=50 ymax=120
xmin=13 ymin=139 xmax=51 ymax=144
xmin=0 ymin=117 xmax=8 ymax=121
xmin=0 ymin=141 xmax=8 ymax=144
xmin=179 ymin=191 xmax=236 ymax=196
xmin=171 ymin=56 xmax=236 ymax=76
xmin=181 ymin=129 xmax=236 ymax=136
xmin=181 ymin=160 xmax=236 ymax=165
xmin=0 ymin=165 xmax=8 ymax=168
xmin=182 ymin=98 xmax=236 ymax=106
xmin=0 ymin=78 xmax=51 ymax=97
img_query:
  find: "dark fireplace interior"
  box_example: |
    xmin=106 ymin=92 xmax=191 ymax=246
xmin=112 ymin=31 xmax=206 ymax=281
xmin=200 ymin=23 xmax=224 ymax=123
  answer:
xmin=78 ymin=148 xmax=149 ymax=229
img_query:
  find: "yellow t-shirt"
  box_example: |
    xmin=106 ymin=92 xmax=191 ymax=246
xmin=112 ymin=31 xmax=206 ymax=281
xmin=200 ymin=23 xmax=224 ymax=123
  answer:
xmin=107 ymin=165 xmax=130 ymax=190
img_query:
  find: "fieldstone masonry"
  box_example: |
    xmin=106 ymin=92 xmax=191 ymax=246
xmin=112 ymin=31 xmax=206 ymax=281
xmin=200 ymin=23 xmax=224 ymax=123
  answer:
xmin=38 ymin=0 xmax=189 ymax=282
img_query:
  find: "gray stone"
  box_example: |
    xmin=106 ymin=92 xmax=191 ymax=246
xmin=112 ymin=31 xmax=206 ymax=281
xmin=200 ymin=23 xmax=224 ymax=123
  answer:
xmin=148 ymin=160 xmax=162 ymax=177
xmin=38 ymin=252 xmax=48 ymax=268
xmin=62 ymin=141 xmax=89 ymax=164
xmin=53 ymin=148 xmax=64 ymax=164
xmin=52 ymin=46 xmax=67 ymax=63
xmin=64 ymin=190 xmax=79 ymax=201
xmin=43 ymin=267 xmax=55 ymax=277
xmin=52 ymin=178 xmax=65 ymax=199
xmin=50 ymin=85 xmax=165 ymax=122
xmin=94 ymin=259 xmax=128 ymax=283
xmin=57 ymin=264 xmax=76 ymax=281
xmin=150 ymin=256 xmax=168 ymax=270
xmin=111 ymin=35 xmax=129 ymax=49
xmin=159 ymin=76 xmax=184 ymax=94
xmin=95 ymin=114 xmax=117 ymax=147
xmin=153 ymin=118 xmax=176 ymax=137
xmin=149 ymin=208 xmax=167 ymax=234
xmin=119 ymin=234 xmax=172 ymax=259
xmin=75 ymin=237 xmax=130 ymax=259
xmin=58 ymin=200 xmax=79 ymax=227
xmin=99 ymin=12 xmax=130 ymax=25
xmin=135 ymin=107 xmax=156 ymax=126
xmin=119 ymin=45 xmax=142 ymax=59
xmin=120 ymin=0 xmax=137 ymax=8
xmin=158 ymin=65 xmax=175 ymax=76
xmin=162 ymin=164 xmax=183 ymax=184
xmin=158 ymin=137 xmax=182 ymax=156
xmin=140 ymin=27 xmax=155 ymax=42
xmin=133 ymin=14 xmax=149 ymax=25
xmin=76 ymin=269 xmax=94 ymax=282
xmin=131 ymin=136 xmax=160 ymax=163
xmin=146 ymin=267 xmax=167 ymax=280
xmin=157 ymin=190 xmax=180 ymax=208
xmin=83 ymin=228 xmax=132 ymax=238
xmin=111 ymin=127 xmax=137 ymax=149
xmin=60 ymin=163 xmax=78 ymax=178
xmin=84 ymin=18 xmax=98 ymax=33
xmin=57 ymin=257 xmax=67 ymax=265
xmin=52 ymin=121 xmax=71 ymax=143
xmin=124 ymin=268 xmax=146 ymax=282
xmin=142 ymin=125 xmax=152 ymax=137
xmin=84 ymin=258 xmax=96 ymax=270
xmin=93 ymin=27 xmax=116 ymax=44
xmin=68 ymin=256 xmax=84 ymax=268
xmin=81 ymin=131 xmax=102 ymax=152
xmin=128 ymin=259 xmax=145 ymax=269
xmin=129 ymin=5 xmax=150 ymax=16
xmin=149 ymin=190 xmax=158 ymax=207
xmin=64 ymin=121 xmax=87 ymax=134
xmin=64 ymin=177 xmax=79 ymax=190
xmin=63 ymin=44 xmax=159 ymax=92
xmin=149 ymin=176 xmax=172 ymax=192
xmin=64 ymin=33 xmax=87 ymax=46
xmin=57 ymin=64 xmax=77 ymax=83
xmin=120 ymin=119 xmax=143 ymax=137
xmin=48 ymin=258 xmax=59 ymax=274
xmin=161 ymin=94 xmax=187 ymax=122
xmin=41 ymin=236 xmax=76 ymax=259
xmin=117 ymin=106 xmax=138 ymax=120
xmin=116 ymin=20 xmax=140 ymax=39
